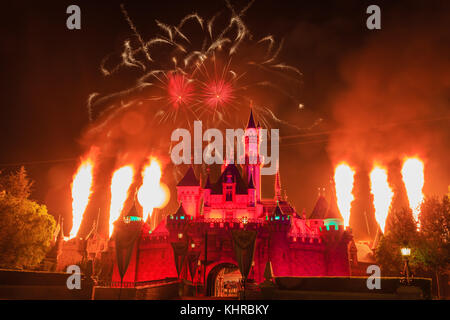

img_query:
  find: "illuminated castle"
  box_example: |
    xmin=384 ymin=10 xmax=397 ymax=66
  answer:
xmin=108 ymin=110 xmax=354 ymax=294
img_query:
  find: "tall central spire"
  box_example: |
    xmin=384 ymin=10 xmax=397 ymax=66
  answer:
xmin=247 ymin=108 xmax=256 ymax=129
xmin=244 ymin=108 xmax=261 ymax=202
xmin=274 ymin=169 xmax=282 ymax=201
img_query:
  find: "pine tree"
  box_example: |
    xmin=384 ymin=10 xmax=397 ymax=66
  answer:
xmin=418 ymin=196 xmax=450 ymax=298
xmin=0 ymin=166 xmax=34 ymax=199
xmin=0 ymin=167 xmax=55 ymax=269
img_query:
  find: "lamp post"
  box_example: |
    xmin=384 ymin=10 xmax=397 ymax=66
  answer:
xmin=401 ymin=247 xmax=412 ymax=285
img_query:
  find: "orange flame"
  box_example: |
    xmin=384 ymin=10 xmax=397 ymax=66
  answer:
xmin=109 ymin=165 xmax=134 ymax=237
xmin=369 ymin=165 xmax=393 ymax=233
xmin=401 ymin=157 xmax=424 ymax=222
xmin=137 ymin=158 xmax=169 ymax=222
xmin=334 ymin=163 xmax=355 ymax=228
xmin=70 ymin=156 xmax=95 ymax=239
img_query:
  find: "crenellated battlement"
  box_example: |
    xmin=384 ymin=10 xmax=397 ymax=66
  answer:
xmin=321 ymin=224 xmax=345 ymax=232
xmin=289 ymin=234 xmax=322 ymax=245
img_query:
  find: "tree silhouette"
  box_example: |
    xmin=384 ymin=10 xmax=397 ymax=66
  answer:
xmin=0 ymin=167 xmax=55 ymax=269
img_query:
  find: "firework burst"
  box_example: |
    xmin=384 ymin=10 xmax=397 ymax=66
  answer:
xmin=88 ymin=1 xmax=303 ymax=130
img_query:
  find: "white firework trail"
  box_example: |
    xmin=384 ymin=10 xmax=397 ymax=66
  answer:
xmin=88 ymin=0 xmax=307 ymax=131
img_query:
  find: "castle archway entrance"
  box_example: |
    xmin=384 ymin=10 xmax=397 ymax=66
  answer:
xmin=206 ymin=263 xmax=242 ymax=297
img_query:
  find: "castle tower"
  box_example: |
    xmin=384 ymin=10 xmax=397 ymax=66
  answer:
xmin=244 ymin=109 xmax=261 ymax=202
xmin=248 ymin=172 xmax=256 ymax=206
xmin=44 ymin=216 xmax=65 ymax=271
xmin=55 ymin=217 xmax=65 ymax=257
xmin=222 ymin=172 xmax=236 ymax=203
xmin=176 ymin=166 xmax=201 ymax=217
xmin=274 ymin=164 xmax=282 ymax=201
xmin=203 ymin=171 xmax=212 ymax=207
xmin=325 ymin=178 xmax=344 ymax=230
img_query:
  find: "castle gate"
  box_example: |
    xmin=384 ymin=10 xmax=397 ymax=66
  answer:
xmin=206 ymin=262 xmax=242 ymax=297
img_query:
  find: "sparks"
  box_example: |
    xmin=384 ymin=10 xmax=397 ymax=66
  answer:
xmin=369 ymin=165 xmax=393 ymax=233
xmin=202 ymin=80 xmax=233 ymax=108
xmin=89 ymin=2 xmax=303 ymax=129
xmin=401 ymin=157 xmax=425 ymax=223
xmin=334 ymin=163 xmax=355 ymax=228
xmin=167 ymin=73 xmax=195 ymax=107
xmin=70 ymin=155 xmax=95 ymax=239
xmin=137 ymin=158 xmax=168 ymax=223
xmin=109 ymin=165 xmax=134 ymax=237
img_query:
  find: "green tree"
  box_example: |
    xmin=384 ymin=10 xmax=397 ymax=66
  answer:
xmin=375 ymin=197 xmax=450 ymax=298
xmin=374 ymin=207 xmax=422 ymax=275
xmin=417 ymin=196 xmax=450 ymax=298
xmin=0 ymin=168 xmax=55 ymax=269
xmin=0 ymin=166 xmax=34 ymax=199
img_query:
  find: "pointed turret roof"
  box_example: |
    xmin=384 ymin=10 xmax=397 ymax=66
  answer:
xmin=371 ymin=227 xmax=382 ymax=250
xmin=210 ymin=164 xmax=248 ymax=195
xmin=126 ymin=200 xmax=140 ymax=217
xmin=57 ymin=217 xmax=64 ymax=240
xmin=85 ymin=219 xmax=98 ymax=240
xmin=53 ymin=215 xmax=61 ymax=241
xmin=324 ymin=178 xmax=343 ymax=220
xmin=272 ymin=201 xmax=284 ymax=217
xmin=86 ymin=209 xmax=101 ymax=239
xmin=151 ymin=218 xmax=169 ymax=235
xmin=325 ymin=198 xmax=343 ymax=220
xmin=248 ymin=172 xmax=255 ymax=189
xmin=177 ymin=166 xmax=200 ymax=186
xmin=310 ymin=194 xmax=328 ymax=219
xmin=274 ymin=170 xmax=282 ymax=200
xmin=173 ymin=203 xmax=187 ymax=217
xmin=246 ymin=109 xmax=256 ymax=129
xmin=47 ymin=218 xmax=64 ymax=259
xmin=204 ymin=173 xmax=213 ymax=189
xmin=263 ymin=261 xmax=274 ymax=281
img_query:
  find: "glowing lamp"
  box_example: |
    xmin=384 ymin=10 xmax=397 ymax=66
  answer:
xmin=191 ymin=243 xmax=196 ymax=248
xmin=400 ymin=246 xmax=412 ymax=285
xmin=178 ymin=233 xmax=183 ymax=239
xmin=401 ymin=247 xmax=411 ymax=257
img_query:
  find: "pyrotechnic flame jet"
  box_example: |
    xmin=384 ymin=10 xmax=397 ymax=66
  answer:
xmin=137 ymin=158 xmax=168 ymax=223
xmin=370 ymin=165 xmax=394 ymax=234
xmin=401 ymin=157 xmax=425 ymax=225
xmin=70 ymin=152 xmax=96 ymax=239
xmin=334 ymin=163 xmax=355 ymax=229
xmin=109 ymin=165 xmax=134 ymax=237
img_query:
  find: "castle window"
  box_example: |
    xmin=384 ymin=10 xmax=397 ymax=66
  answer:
xmin=225 ymin=186 xmax=233 ymax=201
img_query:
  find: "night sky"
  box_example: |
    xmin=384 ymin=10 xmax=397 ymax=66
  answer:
xmin=1 ymin=0 xmax=449 ymax=240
